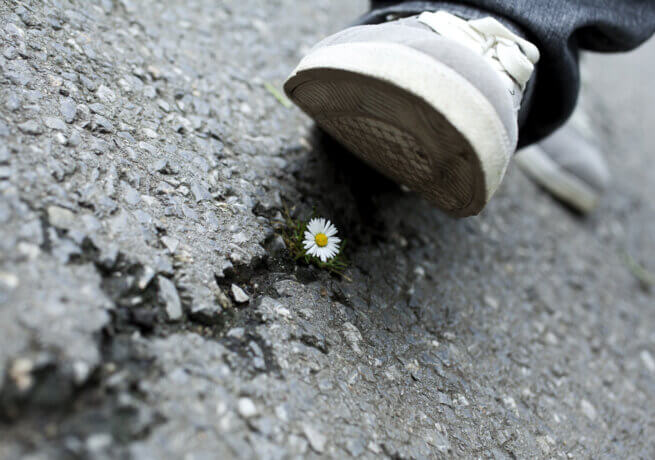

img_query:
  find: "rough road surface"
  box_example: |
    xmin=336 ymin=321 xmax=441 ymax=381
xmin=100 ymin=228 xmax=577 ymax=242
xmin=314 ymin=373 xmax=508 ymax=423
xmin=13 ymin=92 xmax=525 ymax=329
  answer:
xmin=1 ymin=1 xmax=654 ymax=458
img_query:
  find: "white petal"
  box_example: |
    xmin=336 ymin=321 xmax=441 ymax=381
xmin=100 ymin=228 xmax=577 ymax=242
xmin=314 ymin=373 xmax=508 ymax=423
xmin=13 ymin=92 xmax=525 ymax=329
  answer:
xmin=320 ymin=246 xmax=336 ymax=260
xmin=317 ymin=247 xmax=329 ymax=260
xmin=307 ymin=219 xmax=321 ymax=234
xmin=325 ymin=225 xmax=338 ymax=237
xmin=314 ymin=219 xmax=327 ymax=234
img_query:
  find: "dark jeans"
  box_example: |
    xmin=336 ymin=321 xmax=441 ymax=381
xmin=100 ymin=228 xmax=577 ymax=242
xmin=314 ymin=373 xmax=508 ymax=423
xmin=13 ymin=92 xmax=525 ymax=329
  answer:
xmin=361 ymin=1 xmax=655 ymax=147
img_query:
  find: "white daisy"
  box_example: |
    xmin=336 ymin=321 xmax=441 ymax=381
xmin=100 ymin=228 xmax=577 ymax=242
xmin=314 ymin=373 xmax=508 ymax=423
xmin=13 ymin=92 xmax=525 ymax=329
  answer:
xmin=303 ymin=218 xmax=341 ymax=262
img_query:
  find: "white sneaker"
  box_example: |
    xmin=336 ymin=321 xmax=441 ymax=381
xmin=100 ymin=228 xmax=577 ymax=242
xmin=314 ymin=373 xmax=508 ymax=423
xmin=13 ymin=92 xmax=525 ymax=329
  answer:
xmin=515 ymin=124 xmax=610 ymax=214
xmin=285 ymin=11 xmax=539 ymax=216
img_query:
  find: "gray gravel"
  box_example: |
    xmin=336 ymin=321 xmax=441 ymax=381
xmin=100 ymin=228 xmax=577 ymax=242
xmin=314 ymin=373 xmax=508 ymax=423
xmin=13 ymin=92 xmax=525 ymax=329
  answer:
xmin=1 ymin=0 xmax=654 ymax=459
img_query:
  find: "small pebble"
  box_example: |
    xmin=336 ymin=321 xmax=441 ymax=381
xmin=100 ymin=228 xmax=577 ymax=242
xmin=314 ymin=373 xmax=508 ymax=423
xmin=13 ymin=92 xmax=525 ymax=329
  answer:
xmin=47 ymin=205 xmax=76 ymax=228
xmin=97 ymin=84 xmax=116 ymax=103
xmin=640 ymin=350 xmax=655 ymax=373
xmin=237 ymin=398 xmax=258 ymax=418
xmin=161 ymin=236 xmax=180 ymax=254
xmin=580 ymin=399 xmax=597 ymax=421
xmin=303 ymin=423 xmax=327 ymax=453
xmin=18 ymin=120 xmax=43 ymax=135
xmin=142 ymin=128 xmax=158 ymax=139
xmin=231 ymin=284 xmax=249 ymax=304
xmin=158 ymin=276 xmax=182 ymax=321
xmin=44 ymin=117 xmax=67 ymax=130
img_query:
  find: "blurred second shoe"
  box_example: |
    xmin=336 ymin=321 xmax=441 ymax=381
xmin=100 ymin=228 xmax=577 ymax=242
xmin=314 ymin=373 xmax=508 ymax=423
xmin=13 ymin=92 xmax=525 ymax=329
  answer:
xmin=515 ymin=124 xmax=610 ymax=214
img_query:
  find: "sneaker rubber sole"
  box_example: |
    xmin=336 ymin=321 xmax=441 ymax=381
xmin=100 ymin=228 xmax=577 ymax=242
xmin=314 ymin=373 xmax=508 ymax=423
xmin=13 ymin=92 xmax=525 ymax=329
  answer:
xmin=284 ymin=42 xmax=513 ymax=217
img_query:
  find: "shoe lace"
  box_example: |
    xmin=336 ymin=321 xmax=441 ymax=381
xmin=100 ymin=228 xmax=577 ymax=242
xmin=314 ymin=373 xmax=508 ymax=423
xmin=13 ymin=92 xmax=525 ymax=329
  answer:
xmin=418 ymin=11 xmax=540 ymax=93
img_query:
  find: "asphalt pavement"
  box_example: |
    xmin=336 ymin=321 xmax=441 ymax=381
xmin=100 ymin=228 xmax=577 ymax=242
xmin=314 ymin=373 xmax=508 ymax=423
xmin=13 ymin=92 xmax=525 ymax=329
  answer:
xmin=1 ymin=1 xmax=654 ymax=458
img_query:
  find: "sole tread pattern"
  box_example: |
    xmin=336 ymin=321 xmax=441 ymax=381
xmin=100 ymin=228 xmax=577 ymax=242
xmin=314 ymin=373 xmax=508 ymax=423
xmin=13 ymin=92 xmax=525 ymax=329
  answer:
xmin=289 ymin=71 xmax=480 ymax=212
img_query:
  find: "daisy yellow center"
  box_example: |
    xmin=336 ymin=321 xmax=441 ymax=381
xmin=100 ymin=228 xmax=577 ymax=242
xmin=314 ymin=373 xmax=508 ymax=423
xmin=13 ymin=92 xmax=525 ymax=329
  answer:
xmin=314 ymin=233 xmax=328 ymax=247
